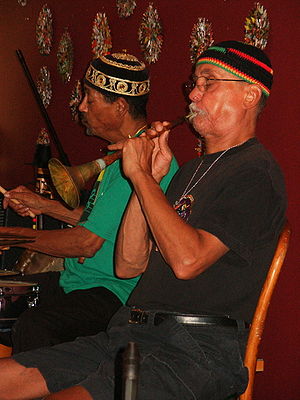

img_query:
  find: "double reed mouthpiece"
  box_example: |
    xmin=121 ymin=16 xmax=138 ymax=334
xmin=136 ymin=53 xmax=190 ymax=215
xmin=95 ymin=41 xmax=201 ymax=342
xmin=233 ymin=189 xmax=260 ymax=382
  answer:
xmin=48 ymin=113 xmax=194 ymax=209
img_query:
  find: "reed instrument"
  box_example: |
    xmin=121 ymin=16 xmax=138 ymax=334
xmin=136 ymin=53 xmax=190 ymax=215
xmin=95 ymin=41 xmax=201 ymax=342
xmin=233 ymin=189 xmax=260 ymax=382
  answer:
xmin=48 ymin=113 xmax=194 ymax=209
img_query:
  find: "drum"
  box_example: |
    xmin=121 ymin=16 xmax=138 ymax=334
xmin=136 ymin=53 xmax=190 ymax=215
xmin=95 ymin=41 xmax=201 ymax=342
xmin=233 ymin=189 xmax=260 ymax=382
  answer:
xmin=0 ymin=280 xmax=39 ymax=329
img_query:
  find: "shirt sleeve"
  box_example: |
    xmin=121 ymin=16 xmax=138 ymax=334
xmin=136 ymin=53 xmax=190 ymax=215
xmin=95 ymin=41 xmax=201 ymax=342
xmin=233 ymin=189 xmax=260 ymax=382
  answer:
xmin=78 ymin=161 xmax=130 ymax=241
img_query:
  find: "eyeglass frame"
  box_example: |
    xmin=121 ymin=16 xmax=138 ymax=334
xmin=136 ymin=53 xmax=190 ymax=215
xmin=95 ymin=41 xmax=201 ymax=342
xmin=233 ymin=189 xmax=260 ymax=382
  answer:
xmin=184 ymin=74 xmax=246 ymax=93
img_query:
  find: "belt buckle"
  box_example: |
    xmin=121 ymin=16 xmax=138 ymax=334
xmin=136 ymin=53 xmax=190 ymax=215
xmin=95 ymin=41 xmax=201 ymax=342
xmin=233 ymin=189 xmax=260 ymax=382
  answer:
xmin=129 ymin=309 xmax=148 ymax=324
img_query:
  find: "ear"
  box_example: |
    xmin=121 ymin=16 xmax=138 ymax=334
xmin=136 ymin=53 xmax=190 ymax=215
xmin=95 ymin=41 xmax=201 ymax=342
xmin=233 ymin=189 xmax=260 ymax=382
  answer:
xmin=115 ymin=97 xmax=129 ymax=117
xmin=243 ymin=84 xmax=262 ymax=109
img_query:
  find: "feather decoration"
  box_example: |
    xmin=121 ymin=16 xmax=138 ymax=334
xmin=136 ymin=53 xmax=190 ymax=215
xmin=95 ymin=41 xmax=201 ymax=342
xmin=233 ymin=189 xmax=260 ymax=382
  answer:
xmin=190 ymin=17 xmax=214 ymax=64
xmin=244 ymin=2 xmax=270 ymax=49
xmin=117 ymin=0 xmax=137 ymax=18
xmin=36 ymin=4 xmax=53 ymax=55
xmin=138 ymin=3 xmax=163 ymax=64
xmin=36 ymin=66 xmax=52 ymax=108
xmin=69 ymin=80 xmax=83 ymax=122
xmin=91 ymin=13 xmax=112 ymax=58
xmin=57 ymin=29 xmax=74 ymax=83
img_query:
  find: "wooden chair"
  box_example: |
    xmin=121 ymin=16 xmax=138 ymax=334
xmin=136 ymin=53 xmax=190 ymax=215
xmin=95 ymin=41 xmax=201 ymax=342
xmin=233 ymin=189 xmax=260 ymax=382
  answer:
xmin=0 ymin=222 xmax=292 ymax=379
xmin=239 ymin=221 xmax=291 ymax=400
xmin=0 ymin=343 xmax=12 ymax=358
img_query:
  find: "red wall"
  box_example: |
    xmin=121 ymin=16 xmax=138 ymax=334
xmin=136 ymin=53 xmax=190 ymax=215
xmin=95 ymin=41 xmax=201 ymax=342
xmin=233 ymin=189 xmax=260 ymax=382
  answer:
xmin=0 ymin=1 xmax=299 ymax=398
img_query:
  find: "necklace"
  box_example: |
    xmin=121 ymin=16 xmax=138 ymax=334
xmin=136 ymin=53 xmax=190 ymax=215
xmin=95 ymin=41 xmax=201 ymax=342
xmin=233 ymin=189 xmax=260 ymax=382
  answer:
xmin=128 ymin=124 xmax=147 ymax=138
xmin=174 ymin=139 xmax=249 ymax=221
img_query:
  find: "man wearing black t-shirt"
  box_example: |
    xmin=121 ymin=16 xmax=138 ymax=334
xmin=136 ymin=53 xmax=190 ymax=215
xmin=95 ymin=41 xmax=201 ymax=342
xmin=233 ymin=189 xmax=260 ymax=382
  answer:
xmin=0 ymin=41 xmax=286 ymax=400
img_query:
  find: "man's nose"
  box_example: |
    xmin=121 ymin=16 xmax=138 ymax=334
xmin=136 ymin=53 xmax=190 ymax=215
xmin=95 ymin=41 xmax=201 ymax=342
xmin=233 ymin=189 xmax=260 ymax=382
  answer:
xmin=79 ymin=96 xmax=87 ymax=112
xmin=189 ymin=85 xmax=204 ymax=102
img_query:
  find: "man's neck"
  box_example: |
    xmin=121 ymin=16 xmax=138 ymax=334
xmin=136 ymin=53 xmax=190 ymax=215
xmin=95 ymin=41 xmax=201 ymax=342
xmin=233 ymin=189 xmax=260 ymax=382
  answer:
xmin=203 ymin=109 xmax=257 ymax=154
xmin=205 ymin=133 xmax=255 ymax=154
xmin=119 ymin=119 xmax=148 ymax=140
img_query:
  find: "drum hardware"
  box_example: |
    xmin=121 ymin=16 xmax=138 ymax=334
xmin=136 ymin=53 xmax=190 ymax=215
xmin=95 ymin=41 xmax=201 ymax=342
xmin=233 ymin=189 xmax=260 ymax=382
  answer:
xmin=0 ymin=270 xmax=20 ymax=278
xmin=0 ymin=280 xmax=39 ymax=329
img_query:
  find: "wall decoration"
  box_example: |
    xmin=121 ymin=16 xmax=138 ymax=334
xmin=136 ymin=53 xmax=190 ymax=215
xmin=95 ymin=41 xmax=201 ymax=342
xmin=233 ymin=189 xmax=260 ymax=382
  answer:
xmin=244 ymin=2 xmax=270 ymax=49
xmin=36 ymin=128 xmax=50 ymax=146
xmin=57 ymin=29 xmax=74 ymax=83
xmin=36 ymin=4 xmax=53 ymax=55
xmin=69 ymin=80 xmax=83 ymax=122
xmin=18 ymin=0 xmax=28 ymax=5
xmin=138 ymin=3 xmax=163 ymax=64
xmin=36 ymin=66 xmax=52 ymax=108
xmin=91 ymin=13 xmax=112 ymax=58
xmin=190 ymin=17 xmax=214 ymax=64
xmin=116 ymin=0 xmax=137 ymax=18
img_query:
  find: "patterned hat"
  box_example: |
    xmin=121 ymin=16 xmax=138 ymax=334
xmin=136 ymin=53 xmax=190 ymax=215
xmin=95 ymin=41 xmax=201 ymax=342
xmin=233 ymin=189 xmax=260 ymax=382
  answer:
xmin=196 ymin=41 xmax=273 ymax=96
xmin=84 ymin=52 xmax=150 ymax=97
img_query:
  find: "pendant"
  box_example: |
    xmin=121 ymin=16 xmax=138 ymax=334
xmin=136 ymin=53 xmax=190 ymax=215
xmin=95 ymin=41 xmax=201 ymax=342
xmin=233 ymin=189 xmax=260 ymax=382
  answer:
xmin=173 ymin=194 xmax=194 ymax=221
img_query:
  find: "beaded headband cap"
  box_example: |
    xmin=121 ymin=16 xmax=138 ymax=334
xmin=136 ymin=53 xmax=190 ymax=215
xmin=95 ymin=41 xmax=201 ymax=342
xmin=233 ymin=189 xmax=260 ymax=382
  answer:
xmin=85 ymin=52 xmax=150 ymax=97
xmin=196 ymin=41 xmax=273 ymax=96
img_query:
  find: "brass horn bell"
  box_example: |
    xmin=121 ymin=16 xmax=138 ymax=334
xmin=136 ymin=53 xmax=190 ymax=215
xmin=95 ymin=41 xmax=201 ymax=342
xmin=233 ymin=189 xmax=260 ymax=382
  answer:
xmin=48 ymin=158 xmax=103 ymax=209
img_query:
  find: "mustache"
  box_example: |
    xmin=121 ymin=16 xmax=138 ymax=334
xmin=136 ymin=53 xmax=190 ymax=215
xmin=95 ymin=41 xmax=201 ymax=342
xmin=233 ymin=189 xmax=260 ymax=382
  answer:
xmin=79 ymin=112 xmax=88 ymax=125
xmin=79 ymin=112 xmax=93 ymax=136
xmin=188 ymin=103 xmax=207 ymax=118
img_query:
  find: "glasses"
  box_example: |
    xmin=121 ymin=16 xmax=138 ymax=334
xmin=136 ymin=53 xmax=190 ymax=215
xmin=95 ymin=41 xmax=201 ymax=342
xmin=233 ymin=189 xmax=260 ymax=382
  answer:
xmin=184 ymin=74 xmax=246 ymax=93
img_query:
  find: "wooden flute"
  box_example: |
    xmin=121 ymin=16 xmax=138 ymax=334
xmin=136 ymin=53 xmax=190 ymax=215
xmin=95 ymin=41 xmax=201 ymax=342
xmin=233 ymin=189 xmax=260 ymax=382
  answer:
xmin=97 ymin=112 xmax=195 ymax=170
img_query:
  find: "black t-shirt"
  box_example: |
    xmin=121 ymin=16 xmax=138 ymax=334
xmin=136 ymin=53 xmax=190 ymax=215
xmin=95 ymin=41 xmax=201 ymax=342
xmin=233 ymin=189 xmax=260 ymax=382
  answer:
xmin=128 ymin=138 xmax=287 ymax=323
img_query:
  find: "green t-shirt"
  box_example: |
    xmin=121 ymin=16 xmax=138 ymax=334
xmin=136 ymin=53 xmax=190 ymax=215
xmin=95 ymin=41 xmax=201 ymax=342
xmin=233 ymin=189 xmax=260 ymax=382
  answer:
xmin=59 ymin=156 xmax=178 ymax=304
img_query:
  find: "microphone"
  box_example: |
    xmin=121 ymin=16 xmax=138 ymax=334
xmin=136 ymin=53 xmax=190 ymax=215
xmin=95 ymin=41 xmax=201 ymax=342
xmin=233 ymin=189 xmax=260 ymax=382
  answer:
xmin=122 ymin=341 xmax=140 ymax=400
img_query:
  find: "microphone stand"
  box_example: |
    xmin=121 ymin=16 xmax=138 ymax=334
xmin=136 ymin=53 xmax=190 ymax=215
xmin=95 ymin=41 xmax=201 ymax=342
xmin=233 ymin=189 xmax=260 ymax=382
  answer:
xmin=122 ymin=342 xmax=140 ymax=400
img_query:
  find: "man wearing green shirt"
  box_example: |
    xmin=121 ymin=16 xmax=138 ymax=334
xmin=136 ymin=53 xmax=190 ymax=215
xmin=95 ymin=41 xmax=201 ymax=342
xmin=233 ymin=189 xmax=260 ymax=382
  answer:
xmin=1 ymin=52 xmax=178 ymax=353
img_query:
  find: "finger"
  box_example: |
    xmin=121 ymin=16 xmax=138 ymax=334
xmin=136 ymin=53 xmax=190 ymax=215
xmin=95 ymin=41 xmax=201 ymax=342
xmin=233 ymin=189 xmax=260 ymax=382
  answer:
xmin=154 ymin=131 xmax=168 ymax=149
xmin=4 ymin=191 xmax=29 ymax=202
xmin=146 ymin=126 xmax=159 ymax=139
xmin=149 ymin=121 xmax=164 ymax=133
xmin=24 ymin=208 xmax=36 ymax=218
xmin=2 ymin=197 xmax=9 ymax=209
xmin=107 ymin=139 xmax=127 ymax=151
xmin=6 ymin=196 xmax=35 ymax=218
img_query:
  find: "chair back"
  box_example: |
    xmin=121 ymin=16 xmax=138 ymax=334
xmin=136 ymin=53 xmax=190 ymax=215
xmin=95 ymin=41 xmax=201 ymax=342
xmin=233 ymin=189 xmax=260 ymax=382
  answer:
xmin=239 ymin=221 xmax=291 ymax=400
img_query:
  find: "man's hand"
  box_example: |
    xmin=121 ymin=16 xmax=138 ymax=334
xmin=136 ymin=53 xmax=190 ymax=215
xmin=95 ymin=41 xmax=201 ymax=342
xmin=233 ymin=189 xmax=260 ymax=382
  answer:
xmin=108 ymin=135 xmax=154 ymax=180
xmin=147 ymin=121 xmax=173 ymax=182
xmin=108 ymin=121 xmax=173 ymax=182
xmin=3 ymin=185 xmax=45 ymax=217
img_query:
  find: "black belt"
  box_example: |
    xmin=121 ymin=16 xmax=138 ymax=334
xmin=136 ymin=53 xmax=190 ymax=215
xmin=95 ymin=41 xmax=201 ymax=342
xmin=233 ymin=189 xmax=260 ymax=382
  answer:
xmin=129 ymin=309 xmax=249 ymax=328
